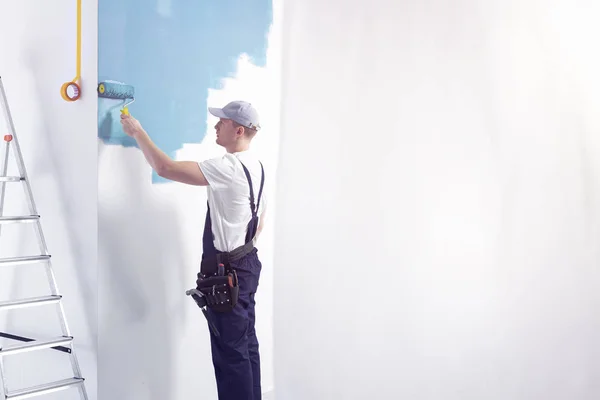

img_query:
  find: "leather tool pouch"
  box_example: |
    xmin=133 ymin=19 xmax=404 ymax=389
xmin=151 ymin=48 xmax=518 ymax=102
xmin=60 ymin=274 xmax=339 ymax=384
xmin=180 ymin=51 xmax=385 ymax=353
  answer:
xmin=196 ymin=256 xmax=239 ymax=313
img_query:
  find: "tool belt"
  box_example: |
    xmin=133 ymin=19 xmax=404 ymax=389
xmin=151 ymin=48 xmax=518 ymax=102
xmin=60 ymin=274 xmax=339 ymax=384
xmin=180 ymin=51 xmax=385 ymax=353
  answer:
xmin=195 ymin=260 xmax=239 ymax=313
xmin=187 ymin=241 xmax=255 ymax=314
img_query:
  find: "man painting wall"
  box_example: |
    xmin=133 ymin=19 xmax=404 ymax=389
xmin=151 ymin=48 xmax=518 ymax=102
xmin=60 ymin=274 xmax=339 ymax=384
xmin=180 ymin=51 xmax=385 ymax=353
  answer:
xmin=120 ymin=101 xmax=267 ymax=400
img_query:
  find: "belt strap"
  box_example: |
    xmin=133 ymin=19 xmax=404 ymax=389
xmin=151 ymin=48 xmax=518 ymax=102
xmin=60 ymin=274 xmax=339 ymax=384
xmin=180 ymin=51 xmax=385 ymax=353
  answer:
xmin=216 ymin=240 xmax=255 ymax=264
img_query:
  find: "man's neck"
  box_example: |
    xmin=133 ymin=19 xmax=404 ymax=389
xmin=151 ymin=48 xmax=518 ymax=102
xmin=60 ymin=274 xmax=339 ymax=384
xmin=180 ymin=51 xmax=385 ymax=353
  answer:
xmin=226 ymin=142 xmax=250 ymax=154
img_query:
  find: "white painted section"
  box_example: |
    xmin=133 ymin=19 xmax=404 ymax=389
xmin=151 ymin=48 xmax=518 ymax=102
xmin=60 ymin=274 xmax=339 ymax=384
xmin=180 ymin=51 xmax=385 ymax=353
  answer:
xmin=273 ymin=0 xmax=600 ymax=399
xmin=0 ymin=0 xmax=98 ymax=399
xmin=156 ymin=0 xmax=172 ymax=18
xmin=97 ymin=3 xmax=282 ymax=400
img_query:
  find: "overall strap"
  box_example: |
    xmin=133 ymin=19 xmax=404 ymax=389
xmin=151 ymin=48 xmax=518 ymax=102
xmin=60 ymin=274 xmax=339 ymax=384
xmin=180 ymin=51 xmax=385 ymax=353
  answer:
xmin=202 ymin=200 xmax=216 ymax=256
xmin=239 ymin=160 xmax=265 ymax=244
xmin=239 ymin=160 xmax=265 ymax=218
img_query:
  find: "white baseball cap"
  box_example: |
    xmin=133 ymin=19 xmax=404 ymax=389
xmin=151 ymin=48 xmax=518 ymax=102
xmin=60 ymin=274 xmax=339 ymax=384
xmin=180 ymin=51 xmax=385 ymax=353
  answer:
xmin=208 ymin=100 xmax=261 ymax=131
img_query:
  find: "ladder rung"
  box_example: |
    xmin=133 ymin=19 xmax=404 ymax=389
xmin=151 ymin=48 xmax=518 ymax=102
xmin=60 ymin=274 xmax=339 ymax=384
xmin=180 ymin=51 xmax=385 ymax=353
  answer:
xmin=0 ymin=336 xmax=73 ymax=356
xmin=0 ymin=255 xmax=50 ymax=266
xmin=0 ymin=295 xmax=61 ymax=310
xmin=0 ymin=176 xmax=23 ymax=182
xmin=0 ymin=215 xmax=40 ymax=224
xmin=5 ymin=377 xmax=84 ymax=399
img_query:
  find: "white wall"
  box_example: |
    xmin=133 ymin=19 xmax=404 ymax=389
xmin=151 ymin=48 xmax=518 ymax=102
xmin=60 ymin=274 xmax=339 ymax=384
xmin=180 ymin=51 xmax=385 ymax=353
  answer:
xmin=273 ymin=1 xmax=600 ymax=399
xmin=0 ymin=0 xmax=98 ymax=399
xmin=97 ymin=4 xmax=282 ymax=400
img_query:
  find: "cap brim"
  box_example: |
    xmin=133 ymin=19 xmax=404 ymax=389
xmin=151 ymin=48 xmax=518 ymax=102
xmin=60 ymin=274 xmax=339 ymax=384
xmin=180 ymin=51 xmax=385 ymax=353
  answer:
xmin=208 ymin=107 xmax=228 ymax=119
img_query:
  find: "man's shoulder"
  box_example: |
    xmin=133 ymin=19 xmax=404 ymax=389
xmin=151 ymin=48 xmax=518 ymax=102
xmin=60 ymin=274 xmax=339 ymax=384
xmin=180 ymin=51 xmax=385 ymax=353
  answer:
xmin=204 ymin=152 xmax=261 ymax=169
xmin=200 ymin=153 xmax=240 ymax=175
xmin=235 ymin=151 xmax=264 ymax=170
xmin=203 ymin=152 xmax=238 ymax=165
xmin=200 ymin=151 xmax=264 ymax=188
xmin=198 ymin=154 xmax=240 ymax=190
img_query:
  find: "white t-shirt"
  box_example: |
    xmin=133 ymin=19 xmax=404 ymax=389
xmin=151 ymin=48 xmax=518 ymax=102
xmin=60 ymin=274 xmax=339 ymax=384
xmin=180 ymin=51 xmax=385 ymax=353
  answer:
xmin=198 ymin=150 xmax=266 ymax=252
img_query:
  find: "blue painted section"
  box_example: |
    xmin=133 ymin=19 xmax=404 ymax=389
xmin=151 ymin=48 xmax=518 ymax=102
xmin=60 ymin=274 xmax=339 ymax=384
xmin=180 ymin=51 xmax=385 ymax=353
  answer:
xmin=98 ymin=0 xmax=272 ymax=183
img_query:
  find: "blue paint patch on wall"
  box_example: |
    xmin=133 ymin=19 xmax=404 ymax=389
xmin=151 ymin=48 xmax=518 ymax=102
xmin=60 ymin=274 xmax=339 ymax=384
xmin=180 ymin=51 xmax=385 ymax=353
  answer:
xmin=98 ymin=0 xmax=272 ymax=183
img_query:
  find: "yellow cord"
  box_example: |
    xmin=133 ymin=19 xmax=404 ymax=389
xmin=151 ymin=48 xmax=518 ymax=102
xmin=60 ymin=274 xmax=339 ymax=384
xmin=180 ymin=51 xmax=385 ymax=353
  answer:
xmin=73 ymin=0 xmax=81 ymax=83
xmin=60 ymin=0 xmax=82 ymax=101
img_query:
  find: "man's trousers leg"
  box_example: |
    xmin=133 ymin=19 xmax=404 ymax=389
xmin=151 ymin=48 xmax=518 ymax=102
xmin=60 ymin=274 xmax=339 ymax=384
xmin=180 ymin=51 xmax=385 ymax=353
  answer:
xmin=207 ymin=251 xmax=262 ymax=400
xmin=247 ymin=290 xmax=261 ymax=400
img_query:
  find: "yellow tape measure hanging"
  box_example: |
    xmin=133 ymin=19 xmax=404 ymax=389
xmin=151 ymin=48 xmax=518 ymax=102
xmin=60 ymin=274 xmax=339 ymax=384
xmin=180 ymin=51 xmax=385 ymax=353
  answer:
xmin=61 ymin=0 xmax=82 ymax=101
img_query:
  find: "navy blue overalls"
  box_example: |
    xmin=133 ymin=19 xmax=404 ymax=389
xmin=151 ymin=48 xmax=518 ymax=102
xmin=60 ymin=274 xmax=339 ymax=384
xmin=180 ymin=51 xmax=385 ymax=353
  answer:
xmin=201 ymin=159 xmax=264 ymax=400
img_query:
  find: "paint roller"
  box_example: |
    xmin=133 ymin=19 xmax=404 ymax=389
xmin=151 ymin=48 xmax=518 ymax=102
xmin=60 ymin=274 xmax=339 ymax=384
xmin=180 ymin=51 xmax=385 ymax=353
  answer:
xmin=97 ymin=80 xmax=135 ymax=115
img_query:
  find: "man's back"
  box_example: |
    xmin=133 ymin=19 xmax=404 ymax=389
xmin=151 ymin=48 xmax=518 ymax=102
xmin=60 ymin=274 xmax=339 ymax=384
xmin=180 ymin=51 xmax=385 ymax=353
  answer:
xmin=199 ymin=150 xmax=265 ymax=252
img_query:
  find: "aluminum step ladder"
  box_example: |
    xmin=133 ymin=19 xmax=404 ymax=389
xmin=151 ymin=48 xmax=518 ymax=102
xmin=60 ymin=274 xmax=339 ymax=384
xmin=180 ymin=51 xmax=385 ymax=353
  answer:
xmin=0 ymin=76 xmax=87 ymax=399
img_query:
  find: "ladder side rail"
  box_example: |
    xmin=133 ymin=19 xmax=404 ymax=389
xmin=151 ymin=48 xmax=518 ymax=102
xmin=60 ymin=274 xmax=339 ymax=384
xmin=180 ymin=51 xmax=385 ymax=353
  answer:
xmin=0 ymin=78 xmax=46 ymax=252
xmin=0 ymin=139 xmax=9 ymax=237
